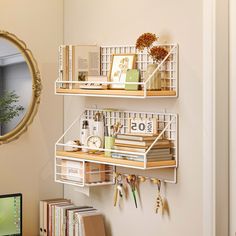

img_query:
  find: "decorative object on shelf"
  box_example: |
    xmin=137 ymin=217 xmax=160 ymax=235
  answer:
xmin=110 ymin=121 xmax=123 ymax=137
xmin=136 ymin=32 xmax=169 ymax=91
xmin=64 ymin=140 xmax=81 ymax=152
xmin=0 ymin=30 xmax=41 ymax=144
xmin=81 ymin=120 xmax=90 ymax=152
xmin=109 ymin=54 xmax=136 ymax=89
xmin=93 ymin=111 xmax=105 ymax=147
xmin=86 ymin=135 xmax=102 ymax=153
xmin=79 ymin=75 xmax=108 ymax=90
xmin=104 ymin=136 xmax=115 ymax=157
xmin=125 ymin=69 xmax=140 ymax=91
xmin=126 ymin=175 xmax=138 ymax=208
xmin=128 ymin=117 xmax=157 ymax=135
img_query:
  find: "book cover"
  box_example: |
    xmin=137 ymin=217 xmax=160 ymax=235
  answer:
xmin=125 ymin=69 xmax=140 ymax=91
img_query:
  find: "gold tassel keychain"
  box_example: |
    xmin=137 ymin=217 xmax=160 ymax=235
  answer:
xmin=154 ymin=179 xmax=164 ymax=214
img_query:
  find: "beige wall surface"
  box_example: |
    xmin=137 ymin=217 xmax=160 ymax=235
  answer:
xmin=230 ymin=0 xmax=236 ymax=234
xmin=64 ymin=0 xmax=203 ymax=236
xmin=0 ymin=0 xmax=63 ymax=235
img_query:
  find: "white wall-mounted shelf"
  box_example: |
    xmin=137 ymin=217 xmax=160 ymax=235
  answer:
xmin=55 ymin=108 xmax=178 ymax=179
xmin=55 ymin=44 xmax=178 ymax=99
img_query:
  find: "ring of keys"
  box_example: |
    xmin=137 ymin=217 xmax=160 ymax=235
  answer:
xmin=114 ymin=174 xmax=123 ymax=207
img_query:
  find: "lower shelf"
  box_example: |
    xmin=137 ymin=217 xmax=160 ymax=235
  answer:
xmin=56 ymin=88 xmax=176 ymax=98
xmin=56 ymin=150 xmax=176 ymax=169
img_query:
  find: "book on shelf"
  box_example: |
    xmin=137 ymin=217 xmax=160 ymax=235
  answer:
xmin=40 ymin=198 xmax=105 ymax=236
xmin=111 ymin=152 xmax=173 ymax=162
xmin=39 ymin=198 xmax=71 ymax=236
xmin=114 ymin=145 xmax=171 ymax=154
xmin=116 ymin=134 xmax=160 ymax=141
xmin=58 ymin=44 xmax=101 ymax=90
xmin=58 ymin=45 xmax=69 ymax=89
xmin=114 ymin=138 xmax=171 ymax=148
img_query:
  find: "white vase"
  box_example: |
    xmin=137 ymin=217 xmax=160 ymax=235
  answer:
xmin=144 ymin=64 xmax=161 ymax=91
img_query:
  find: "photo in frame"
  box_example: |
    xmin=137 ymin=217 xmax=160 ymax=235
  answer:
xmin=109 ymin=54 xmax=136 ymax=89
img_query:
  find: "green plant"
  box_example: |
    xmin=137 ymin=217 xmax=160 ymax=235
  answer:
xmin=0 ymin=91 xmax=24 ymax=124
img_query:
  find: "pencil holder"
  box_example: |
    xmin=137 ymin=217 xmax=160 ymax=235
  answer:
xmin=105 ymin=136 xmax=115 ymax=157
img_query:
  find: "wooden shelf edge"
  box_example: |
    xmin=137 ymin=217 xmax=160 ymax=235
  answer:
xmin=56 ymin=88 xmax=176 ymax=97
xmin=56 ymin=150 xmax=176 ymax=169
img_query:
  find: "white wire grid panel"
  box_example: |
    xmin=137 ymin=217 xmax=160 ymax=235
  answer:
xmin=56 ymin=108 xmax=178 ymax=170
xmin=100 ymin=44 xmax=178 ymax=91
xmin=55 ymin=156 xmax=115 ymax=187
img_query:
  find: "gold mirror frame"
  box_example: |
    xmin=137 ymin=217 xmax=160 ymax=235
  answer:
xmin=0 ymin=30 xmax=42 ymax=144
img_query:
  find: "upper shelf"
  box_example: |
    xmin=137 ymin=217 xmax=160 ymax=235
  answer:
xmin=55 ymin=44 xmax=178 ymax=99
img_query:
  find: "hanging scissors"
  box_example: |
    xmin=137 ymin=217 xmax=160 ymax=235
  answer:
xmin=126 ymin=175 xmax=138 ymax=208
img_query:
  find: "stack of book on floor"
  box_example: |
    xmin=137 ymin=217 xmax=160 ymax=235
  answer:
xmin=112 ymin=134 xmax=173 ymax=162
xmin=39 ymin=198 xmax=106 ymax=236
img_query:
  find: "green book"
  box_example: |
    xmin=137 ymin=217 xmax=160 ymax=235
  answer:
xmin=125 ymin=69 xmax=140 ymax=91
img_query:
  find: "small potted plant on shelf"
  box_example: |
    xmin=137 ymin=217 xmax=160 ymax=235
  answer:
xmin=135 ymin=33 xmax=168 ymax=91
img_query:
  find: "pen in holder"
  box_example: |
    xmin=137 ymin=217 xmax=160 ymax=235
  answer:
xmin=105 ymin=136 xmax=115 ymax=157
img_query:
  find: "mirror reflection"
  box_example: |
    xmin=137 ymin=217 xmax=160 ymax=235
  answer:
xmin=0 ymin=38 xmax=32 ymax=136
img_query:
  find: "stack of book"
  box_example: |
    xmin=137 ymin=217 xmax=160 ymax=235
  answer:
xmin=112 ymin=134 xmax=173 ymax=162
xmin=39 ymin=198 xmax=106 ymax=236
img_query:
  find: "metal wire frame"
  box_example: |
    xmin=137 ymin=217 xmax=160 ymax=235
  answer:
xmin=55 ymin=108 xmax=178 ymax=172
xmin=55 ymin=43 xmax=178 ymax=98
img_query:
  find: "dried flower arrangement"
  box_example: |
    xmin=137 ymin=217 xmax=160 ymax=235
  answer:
xmin=135 ymin=33 xmax=168 ymax=63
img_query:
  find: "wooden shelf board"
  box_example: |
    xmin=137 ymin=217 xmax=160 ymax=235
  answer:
xmin=56 ymin=88 xmax=176 ymax=97
xmin=56 ymin=150 xmax=176 ymax=169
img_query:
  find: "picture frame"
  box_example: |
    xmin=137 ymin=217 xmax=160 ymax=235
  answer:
xmin=109 ymin=54 xmax=136 ymax=89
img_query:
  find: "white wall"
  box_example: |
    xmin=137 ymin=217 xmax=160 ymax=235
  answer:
xmin=63 ymin=0 xmax=203 ymax=235
xmin=230 ymin=0 xmax=236 ymax=234
xmin=0 ymin=0 xmax=63 ymax=235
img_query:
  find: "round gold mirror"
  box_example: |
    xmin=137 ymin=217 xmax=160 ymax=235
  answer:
xmin=0 ymin=31 xmax=42 ymax=144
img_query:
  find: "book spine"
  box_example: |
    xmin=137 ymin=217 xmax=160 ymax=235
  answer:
xmin=58 ymin=45 xmax=63 ymax=85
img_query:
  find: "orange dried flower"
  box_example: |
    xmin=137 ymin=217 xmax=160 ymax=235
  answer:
xmin=149 ymin=46 xmax=168 ymax=63
xmin=135 ymin=33 xmax=158 ymax=50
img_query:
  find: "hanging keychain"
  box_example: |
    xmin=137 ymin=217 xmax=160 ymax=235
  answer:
xmin=114 ymin=173 xmax=124 ymax=207
xmin=113 ymin=173 xmax=119 ymax=207
xmin=126 ymin=175 xmax=138 ymax=208
xmin=155 ymin=179 xmax=164 ymax=214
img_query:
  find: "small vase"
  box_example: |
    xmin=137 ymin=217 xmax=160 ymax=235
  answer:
xmin=144 ymin=64 xmax=161 ymax=91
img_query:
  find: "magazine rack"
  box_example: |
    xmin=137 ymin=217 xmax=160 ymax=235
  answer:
xmin=55 ymin=44 xmax=178 ymax=98
xmin=55 ymin=108 xmax=178 ymax=183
